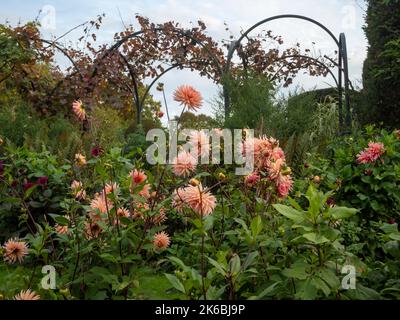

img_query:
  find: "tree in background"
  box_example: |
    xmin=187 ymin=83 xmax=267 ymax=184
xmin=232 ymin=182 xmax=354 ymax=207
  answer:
xmin=174 ymin=112 xmax=218 ymax=130
xmin=361 ymin=0 xmax=400 ymax=128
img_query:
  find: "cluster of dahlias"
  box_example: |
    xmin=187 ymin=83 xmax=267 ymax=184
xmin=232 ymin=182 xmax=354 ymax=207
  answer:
xmin=171 ymin=129 xmax=223 ymax=178
xmin=356 ymin=142 xmax=385 ymax=164
xmin=81 ymin=169 xmax=170 ymax=250
xmin=243 ymin=136 xmax=293 ymax=198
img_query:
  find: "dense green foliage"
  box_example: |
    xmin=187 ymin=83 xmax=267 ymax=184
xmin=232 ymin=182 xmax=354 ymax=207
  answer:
xmin=361 ymin=0 xmax=400 ymax=127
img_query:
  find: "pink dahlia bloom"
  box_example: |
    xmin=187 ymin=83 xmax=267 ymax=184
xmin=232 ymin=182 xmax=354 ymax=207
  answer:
xmin=14 ymin=289 xmax=40 ymax=300
xmin=71 ymin=180 xmax=86 ymax=200
xmin=357 ymin=142 xmax=385 ymax=164
xmin=172 ymin=188 xmax=186 ymax=213
xmin=139 ymin=184 xmax=151 ymax=198
xmin=188 ymin=130 xmax=210 ymax=158
xmin=3 ymin=238 xmax=29 ymax=264
xmin=172 ymin=151 xmax=197 ymax=177
xmin=153 ymin=231 xmax=171 ymax=249
xmin=276 ymin=174 xmax=293 ymax=198
xmin=104 ymin=182 xmax=120 ymax=196
xmin=129 ymin=169 xmax=147 ymax=189
xmin=179 ymin=184 xmax=216 ymax=217
xmin=245 ymin=172 xmax=260 ymax=187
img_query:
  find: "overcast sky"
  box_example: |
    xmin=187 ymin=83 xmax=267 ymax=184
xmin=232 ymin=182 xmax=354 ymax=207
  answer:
xmin=0 ymin=0 xmax=368 ymax=121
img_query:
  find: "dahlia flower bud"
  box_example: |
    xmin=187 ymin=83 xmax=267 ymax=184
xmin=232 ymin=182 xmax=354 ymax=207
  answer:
xmin=189 ymin=178 xmax=200 ymax=186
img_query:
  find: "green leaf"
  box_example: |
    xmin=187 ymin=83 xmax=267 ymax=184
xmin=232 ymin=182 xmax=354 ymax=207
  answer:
xmin=242 ymin=251 xmax=258 ymax=270
xmin=305 ymin=184 xmax=320 ymax=219
xmin=99 ymin=253 xmax=118 ymax=263
xmin=0 ymin=197 xmax=21 ymax=204
xmin=389 ymin=233 xmax=400 ymax=241
xmin=329 ymin=206 xmax=358 ymax=219
xmin=48 ymin=214 xmax=69 ymax=226
xmin=228 ymin=254 xmax=241 ymax=276
xmin=380 ymin=223 xmax=398 ymax=234
xmin=250 ymin=216 xmax=263 ymax=238
xmin=165 ymin=273 xmax=185 ymax=294
xmin=169 ymin=256 xmax=189 ymax=272
xmin=318 ymin=268 xmax=340 ymax=289
xmin=207 ymin=257 xmax=227 ymax=276
xmin=282 ymin=260 xmax=308 ymax=280
xmin=24 ymin=185 xmax=37 ymax=199
xmin=312 ymin=277 xmax=330 ymax=297
xmin=296 ymin=278 xmax=317 ymax=300
xmin=273 ymin=204 xmax=305 ymax=223
xmin=250 ymin=282 xmax=281 ymax=300
xmin=287 ymin=196 xmax=302 ymax=211
xmin=302 ymin=232 xmax=330 ymax=244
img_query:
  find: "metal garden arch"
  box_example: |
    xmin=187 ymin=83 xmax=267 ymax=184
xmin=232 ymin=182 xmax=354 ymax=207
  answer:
xmin=224 ymin=14 xmax=352 ymax=133
xmin=38 ymin=14 xmax=352 ymax=133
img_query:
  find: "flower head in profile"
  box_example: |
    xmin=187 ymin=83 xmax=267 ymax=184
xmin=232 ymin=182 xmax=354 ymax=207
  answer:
xmin=104 ymin=182 xmax=120 ymax=196
xmin=172 ymin=151 xmax=197 ymax=177
xmin=356 ymin=142 xmax=385 ymax=164
xmin=90 ymin=195 xmax=112 ymax=217
xmin=139 ymin=184 xmax=151 ymax=199
xmin=153 ymin=231 xmax=170 ymax=250
xmin=114 ymin=207 xmax=131 ymax=226
xmin=14 ymin=289 xmax=40 ymax=300
xmin=72 ymin=100 xmax=86 ymax=121
xmin=276 ymin=174 xmax=293 ymax=198
xmin=75 ymin=153 xmax=87 ymax=167
xmin=117 ymin=207 xmax=130 ymax=218
xmin=151 ymin=207 xmax=167 ymax=225
xmin=172 ymin=188 xmax=186 ymax=213
xmin=3 ymin=238 xmax=29 ymax=264
xmin=84 ymin=221 xmax=102 ymax=239
xmin=129 ymin=169 xmax=147 ymax=186
xmin=173 ymin=85 xmax=202 ymax=111
xmin=245 ymin=172 xmax=260 ymax=187
xmin=55 ymin=224 xmax=69 ymax=235
xmin=179 ymin=184 xmax=216 ymax=217
xmin=71 ymin=180 xmax=86 ymax=200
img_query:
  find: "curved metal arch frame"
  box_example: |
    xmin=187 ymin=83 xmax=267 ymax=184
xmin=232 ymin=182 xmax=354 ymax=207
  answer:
xmin=270 ymin=54 xmax=339 ymax=87
xmin=224 ymin=14 xmax=352 ymax=133
xmin=95 ymin=27 xmax=224 ymax=124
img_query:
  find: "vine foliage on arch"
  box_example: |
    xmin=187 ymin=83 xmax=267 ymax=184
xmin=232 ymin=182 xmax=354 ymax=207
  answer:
xmin=1 ymin=14 xmax=344 ymax=127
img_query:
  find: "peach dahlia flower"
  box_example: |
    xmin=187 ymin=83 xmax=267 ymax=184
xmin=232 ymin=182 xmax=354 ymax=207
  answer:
xmin=3 ymin=238 xmax=29 ymax=264
xmin=173 ymin=85 xmax=202 ymax=111
xmin=14 ymin=289 xmax=40 ymax=300
xmin=153 ymin=231 xmax=170 ymax=249
xmin=72 ymin=100 xmax=86 ymax=121
xmin=172 ymin=151 xmax=197 ymax=177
